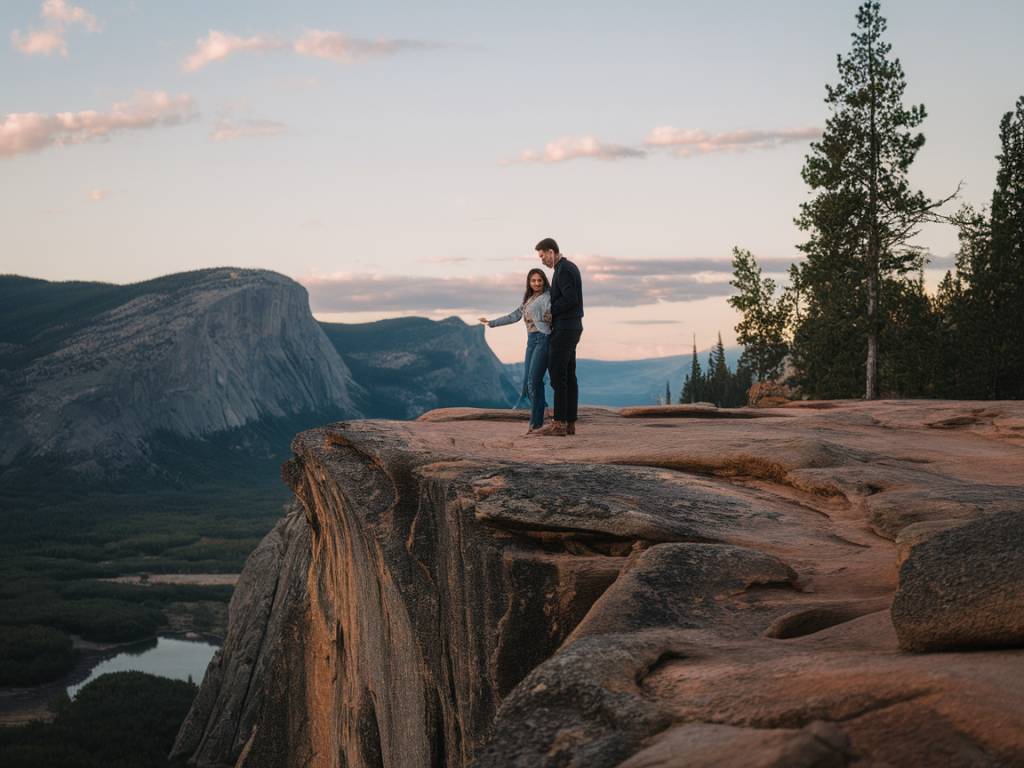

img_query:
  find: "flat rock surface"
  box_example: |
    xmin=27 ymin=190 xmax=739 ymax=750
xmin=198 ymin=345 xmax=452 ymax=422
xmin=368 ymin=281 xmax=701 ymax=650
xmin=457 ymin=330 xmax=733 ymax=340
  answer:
xmin=176 ymin=400 xmax=1024 ymax=768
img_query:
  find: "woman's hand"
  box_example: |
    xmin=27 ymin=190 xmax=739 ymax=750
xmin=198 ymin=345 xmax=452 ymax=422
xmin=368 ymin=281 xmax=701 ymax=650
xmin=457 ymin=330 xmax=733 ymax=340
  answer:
xmin=543 ymin=311 xmax=552 ymax=323
xmin=478 ymin=317 xmax=489 ymax=324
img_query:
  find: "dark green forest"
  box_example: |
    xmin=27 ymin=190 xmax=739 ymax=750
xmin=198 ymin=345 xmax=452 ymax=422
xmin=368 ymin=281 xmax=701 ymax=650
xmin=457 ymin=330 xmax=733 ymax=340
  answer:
xmin=0 ymin=673 xmax=195 ymax=768
xmin=0 ymin=481 xmax=284 ymax=686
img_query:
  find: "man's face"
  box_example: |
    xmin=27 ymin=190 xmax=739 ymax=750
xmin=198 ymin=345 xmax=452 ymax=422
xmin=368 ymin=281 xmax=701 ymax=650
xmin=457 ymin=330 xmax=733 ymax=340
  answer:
xmin=537 ymin=249 xmax=556 ymax=268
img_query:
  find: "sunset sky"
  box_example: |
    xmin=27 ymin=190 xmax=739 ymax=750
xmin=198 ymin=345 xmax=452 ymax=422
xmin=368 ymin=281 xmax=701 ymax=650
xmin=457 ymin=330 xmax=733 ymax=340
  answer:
xmin=3 ymin=1 xmax=1022 ymax=361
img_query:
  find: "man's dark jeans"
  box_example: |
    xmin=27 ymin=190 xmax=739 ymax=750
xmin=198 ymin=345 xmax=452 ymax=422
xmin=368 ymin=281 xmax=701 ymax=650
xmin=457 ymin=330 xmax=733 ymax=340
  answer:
xmin=548 ymin=327 xmax=582 ymax=423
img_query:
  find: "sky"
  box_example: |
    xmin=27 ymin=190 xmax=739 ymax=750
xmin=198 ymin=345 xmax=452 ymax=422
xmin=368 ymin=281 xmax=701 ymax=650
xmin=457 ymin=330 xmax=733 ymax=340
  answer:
xmin=2 ymin=1 xmax=1022 ymax=362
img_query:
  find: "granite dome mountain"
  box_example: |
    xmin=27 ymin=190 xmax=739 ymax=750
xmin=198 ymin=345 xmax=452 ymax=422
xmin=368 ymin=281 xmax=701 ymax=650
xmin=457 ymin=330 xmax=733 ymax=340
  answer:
xmin=0 ymin=269 xmax=515 ymax=485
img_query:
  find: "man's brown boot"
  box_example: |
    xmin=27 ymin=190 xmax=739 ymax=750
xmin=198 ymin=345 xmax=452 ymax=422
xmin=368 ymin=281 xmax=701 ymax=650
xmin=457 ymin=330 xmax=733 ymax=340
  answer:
xmin=532 ymin=420 xmax=567 ymax=436
xmin=567 ymin=421 xmax=576 ymax=435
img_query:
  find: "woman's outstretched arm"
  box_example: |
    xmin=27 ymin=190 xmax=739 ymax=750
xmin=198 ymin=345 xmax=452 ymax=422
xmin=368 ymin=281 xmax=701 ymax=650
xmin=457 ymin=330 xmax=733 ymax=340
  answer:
xmin=482 ymin=305 xmax=524 ymax=327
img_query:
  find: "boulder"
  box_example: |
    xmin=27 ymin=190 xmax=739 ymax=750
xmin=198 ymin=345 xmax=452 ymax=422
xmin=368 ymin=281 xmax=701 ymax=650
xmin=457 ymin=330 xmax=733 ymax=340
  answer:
xmin=748 ymin=380 xmax=797 ymax=408
xmin=892 ymin=510 xmax=1024 ymax=652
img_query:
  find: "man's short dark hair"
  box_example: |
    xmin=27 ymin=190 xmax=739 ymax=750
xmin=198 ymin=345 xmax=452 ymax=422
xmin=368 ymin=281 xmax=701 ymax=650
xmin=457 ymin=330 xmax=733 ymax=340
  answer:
xmin=535 ymin=237 xmax=559 ymax=254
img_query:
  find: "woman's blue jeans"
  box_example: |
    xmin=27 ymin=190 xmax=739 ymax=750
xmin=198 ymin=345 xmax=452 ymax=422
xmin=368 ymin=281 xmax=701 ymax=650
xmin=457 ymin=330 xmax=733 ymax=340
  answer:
xmin=523 ymin=331 xmax=550 ymax=428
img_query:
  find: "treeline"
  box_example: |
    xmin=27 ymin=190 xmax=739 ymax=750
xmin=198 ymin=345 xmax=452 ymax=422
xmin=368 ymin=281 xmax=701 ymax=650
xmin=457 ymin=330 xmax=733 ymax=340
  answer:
xmin=677 ymin=335 xmax=752 ymax=408
xmin=729 ymin=2 xmax=1024 ymax=400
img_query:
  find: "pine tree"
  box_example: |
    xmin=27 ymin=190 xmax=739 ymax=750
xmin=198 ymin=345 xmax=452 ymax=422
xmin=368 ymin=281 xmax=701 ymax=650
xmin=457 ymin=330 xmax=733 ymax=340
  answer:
xmin=680 ymin=335 xmax=704 ymax=403
xmin=879 ymin=271 xmax=943 ymax=397
xmin=989 ymin=96 xmax=1024 ymax=397
xmin=710 ymin=334 xmax=730 ymax=406
xmin=706 ymin=350 xmax=716 ymax=402
xmin=728 ymin=247 xmax=793 ymax=381
xmin=937 ymin=206 xmax=992 ymax=396
xmin=734 ymin=359 xmax=754 ymax=406
xmin=794 ymin=1 xmax=954 ymax=399
xmin=664 ymin=381 xmax=671 ymax=406
xmin=940 ymin=95 xmax=1024 ymax=398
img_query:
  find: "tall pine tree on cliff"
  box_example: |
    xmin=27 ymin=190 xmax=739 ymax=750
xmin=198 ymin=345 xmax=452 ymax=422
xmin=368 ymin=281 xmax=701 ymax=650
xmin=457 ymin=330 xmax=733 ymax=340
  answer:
xmin=793 ymin=1 xmax=953 ymax=399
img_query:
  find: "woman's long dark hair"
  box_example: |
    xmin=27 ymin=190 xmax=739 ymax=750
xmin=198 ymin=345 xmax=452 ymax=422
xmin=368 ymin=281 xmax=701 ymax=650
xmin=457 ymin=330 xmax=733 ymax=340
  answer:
xmin=523 ymin=268 xmax=550 ymax=304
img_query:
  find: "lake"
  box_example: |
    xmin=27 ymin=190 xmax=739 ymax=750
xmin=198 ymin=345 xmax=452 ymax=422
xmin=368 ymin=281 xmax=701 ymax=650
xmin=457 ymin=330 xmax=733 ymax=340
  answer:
xmin=67 ymin=636 xmax=219 ymax=698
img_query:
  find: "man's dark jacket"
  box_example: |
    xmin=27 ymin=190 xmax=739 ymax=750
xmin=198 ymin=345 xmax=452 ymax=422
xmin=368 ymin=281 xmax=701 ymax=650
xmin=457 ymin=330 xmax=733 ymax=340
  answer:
xmin=550 ymin=257 xmax=584 ymax=331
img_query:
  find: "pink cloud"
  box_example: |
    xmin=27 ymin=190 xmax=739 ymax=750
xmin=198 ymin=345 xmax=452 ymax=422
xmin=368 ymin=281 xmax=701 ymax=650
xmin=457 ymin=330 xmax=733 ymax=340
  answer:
xmin=292 ymin=30 xmax=438 ymax=62
xmin=182 ymin=30 xmax=284 ymax=72
xmin=509 ymin=135 xmax=646 ymax=165
xmin=644 ymin=126 xmax=822 ymax=156
xmin=183 ymin=28 xmax=440 ymax=71
xmin=10 ymin=27 xmax=66 ymax=56
xmin=42 ymin=0 xmax=99 ymax=32
xmin=10 ymin=0 xmax=98 ymax=57
xmin=0 ymin=91 xmax=197 ymax=159
xmin=298 ymin=255 xmax=773 ymax=313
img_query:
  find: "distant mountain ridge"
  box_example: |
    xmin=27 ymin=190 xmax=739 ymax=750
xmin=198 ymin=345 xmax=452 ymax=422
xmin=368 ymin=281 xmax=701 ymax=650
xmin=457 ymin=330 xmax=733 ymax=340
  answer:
xmin=0 ymin=269 xmax=361 ymax=481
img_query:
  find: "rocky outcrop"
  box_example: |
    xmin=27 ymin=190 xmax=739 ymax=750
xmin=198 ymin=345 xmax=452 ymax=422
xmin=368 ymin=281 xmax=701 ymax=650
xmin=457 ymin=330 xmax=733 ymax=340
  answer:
xmin=892 ymin=511 xmax=1024 ymax=652
xmin=175 ymin=400 xmax=1024 ymax=767
xmin=747 ymin=380 xmax=797 ymax=408
xmin=1 ymin=269 xmax=361 ymax=475
xmin=172 ymin=503 xmax=312 ymax=762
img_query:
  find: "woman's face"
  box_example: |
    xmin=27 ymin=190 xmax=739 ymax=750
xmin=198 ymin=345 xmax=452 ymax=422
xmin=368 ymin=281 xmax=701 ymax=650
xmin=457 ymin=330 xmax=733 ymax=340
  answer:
xmin=530 ymin=274 xmax=544 ymax=293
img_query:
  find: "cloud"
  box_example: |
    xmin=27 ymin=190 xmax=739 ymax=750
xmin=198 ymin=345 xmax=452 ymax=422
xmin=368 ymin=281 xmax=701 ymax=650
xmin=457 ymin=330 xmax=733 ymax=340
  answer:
xmin=299 ymin=255 xmax=787 ymax=313
xmin=924 ymin=253 xmax=957 ymax=270
xmin=11 ymin=0 xmax=98 ymax=57
xmin=293 ymin=29 xmax=439 ymax=62
xmin=507 ymin=126 xmax=821 ymax=166
xmin=182 ymin=30 xmax=283 ymax=72
xmin=41 ymin=0 xmax=98 ymax=31
xmin=582 ymin=254 xmax=795 ymax=275
xmin=86 ymin=187 xmax=110 ymax=201
xmin=644 ymin=126 xmax=821 ymax=157
xmin=509 ymin=135 xmax=645 ymax=165
xmin=0 ymin=91 xmax=197 ymax=159
xmin=210 ymin=117 xmax=286 ymax=142
xmin=10 ymin=28 xmax=66 ymax=56
xmin=183 ymin=28 xmax=440 ymax=71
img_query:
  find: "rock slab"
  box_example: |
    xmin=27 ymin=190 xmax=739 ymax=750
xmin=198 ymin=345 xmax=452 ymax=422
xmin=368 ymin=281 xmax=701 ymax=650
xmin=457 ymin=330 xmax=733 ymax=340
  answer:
xmin=892 ymin=510 xmax=1024 ymax=652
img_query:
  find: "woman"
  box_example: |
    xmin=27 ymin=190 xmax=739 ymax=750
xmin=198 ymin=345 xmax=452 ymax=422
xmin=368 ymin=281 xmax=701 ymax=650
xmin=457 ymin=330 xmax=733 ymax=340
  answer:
xmin=480 ymin=269 xmax=552 ymax=433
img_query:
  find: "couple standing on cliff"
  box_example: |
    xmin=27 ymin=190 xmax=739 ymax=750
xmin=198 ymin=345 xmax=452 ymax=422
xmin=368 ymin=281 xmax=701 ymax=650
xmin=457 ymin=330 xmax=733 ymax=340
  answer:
xmin=479 ymin=237 xmax=584 ymax=437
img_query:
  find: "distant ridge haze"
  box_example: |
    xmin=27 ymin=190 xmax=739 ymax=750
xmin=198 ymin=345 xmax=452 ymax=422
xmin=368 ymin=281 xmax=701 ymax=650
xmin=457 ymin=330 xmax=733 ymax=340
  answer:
xmin=505 ymin=348 xmax=742 ymax=407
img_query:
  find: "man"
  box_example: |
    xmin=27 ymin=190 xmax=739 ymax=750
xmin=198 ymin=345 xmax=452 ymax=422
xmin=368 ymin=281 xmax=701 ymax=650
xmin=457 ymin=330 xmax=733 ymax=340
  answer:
xmin=533 ymin=237 xmax=583 ymax=436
